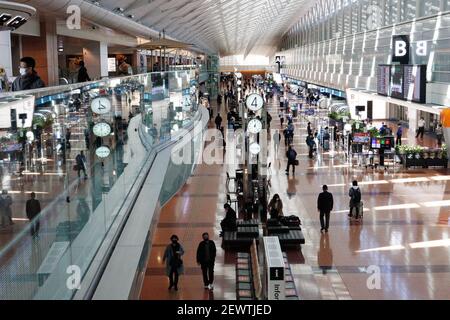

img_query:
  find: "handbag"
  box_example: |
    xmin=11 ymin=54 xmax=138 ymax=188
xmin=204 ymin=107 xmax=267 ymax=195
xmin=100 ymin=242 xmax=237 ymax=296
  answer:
xmin=73 ymin=164 xmax=79 ymax=171
xmin=294 ymin=159 xmax=299 ymax=166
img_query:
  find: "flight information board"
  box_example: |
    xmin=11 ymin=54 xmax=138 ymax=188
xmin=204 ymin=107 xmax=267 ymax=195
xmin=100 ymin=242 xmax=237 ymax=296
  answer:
xmin=390 ymin=65 xmax=404 ymax=99
xmin=403 ymin=65 xmax=426 ymax=103
xmin=377 ymin=65 xmax=390 ymax=96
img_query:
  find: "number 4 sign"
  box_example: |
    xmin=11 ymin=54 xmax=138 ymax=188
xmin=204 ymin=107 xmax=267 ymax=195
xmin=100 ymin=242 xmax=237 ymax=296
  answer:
xmin=246 ymin=93 xmax=264 ymax=111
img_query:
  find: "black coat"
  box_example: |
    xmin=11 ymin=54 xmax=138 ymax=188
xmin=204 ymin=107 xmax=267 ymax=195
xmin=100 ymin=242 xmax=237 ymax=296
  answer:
xmin=77 ymin=66 xmax=91 ymax=82
xmin=26 ymin=199 xmax=41 ymax=220
xmin=317 ymin=191 xmax=333 ymax=212
xmin=196 ymin=240 xmax=217 ymax=265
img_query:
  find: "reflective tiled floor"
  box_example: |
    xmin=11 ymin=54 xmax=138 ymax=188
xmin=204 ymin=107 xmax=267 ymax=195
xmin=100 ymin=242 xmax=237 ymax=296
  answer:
xmin=141 ymin=91 xmax=450 ymax=300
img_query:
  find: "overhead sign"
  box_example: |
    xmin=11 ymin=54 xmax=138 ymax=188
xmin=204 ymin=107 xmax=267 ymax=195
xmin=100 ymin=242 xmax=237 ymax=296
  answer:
xmin=0 ymin=1 xmax=36 ymax=31
xmin=392 ymin=35 xmax=410 ymax=64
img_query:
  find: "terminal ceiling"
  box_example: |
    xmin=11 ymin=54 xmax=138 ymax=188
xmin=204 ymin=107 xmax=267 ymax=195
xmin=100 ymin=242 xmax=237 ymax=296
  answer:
xmin=101 ymin=0 xmax=315 ymax=56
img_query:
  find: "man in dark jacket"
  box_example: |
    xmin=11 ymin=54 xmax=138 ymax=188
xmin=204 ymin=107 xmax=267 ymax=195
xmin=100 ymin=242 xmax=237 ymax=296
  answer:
xmin=77 ymin=61 xmax=91 ymax=83
xmin=317 ymin=185 xmax=334 ymax=232
xmin=75 ymin=151 xmax=88 ymax=179
xmin=196 ymin=232 xmax=217 ymax=290
xmin=12 ymin=57 xmax=45 ymax=91
xmin=26 ymin=192 xmax=41 ymax=237
xmin=285 ymin=146 xmax=297 ymax=175
xmin=214 ymin=114 xmax=222 ymax=130
xmin=220 ymin=204 xmax=237 ymax=235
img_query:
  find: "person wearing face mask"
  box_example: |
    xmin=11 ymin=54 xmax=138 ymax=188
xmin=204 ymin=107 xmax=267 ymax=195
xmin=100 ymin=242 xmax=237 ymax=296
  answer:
xmin=0 ymin=190 xmax=13 ymax=228
xmin=348 ymin=180 xmax=362 ymax=219
xmin=12 ymin=57 xmax=45 ymax=91
xmin=268 ymin=194 xmax=283 ymax=220
xmin=163 ymin=235 xmax=184 ymax=291
xmin=196 ymin=232 xmax=217 ymax=290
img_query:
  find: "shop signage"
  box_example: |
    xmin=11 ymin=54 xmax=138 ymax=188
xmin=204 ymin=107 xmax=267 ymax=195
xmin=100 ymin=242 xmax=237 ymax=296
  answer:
xmin=0 ymin=2 xmax=36 ymax=31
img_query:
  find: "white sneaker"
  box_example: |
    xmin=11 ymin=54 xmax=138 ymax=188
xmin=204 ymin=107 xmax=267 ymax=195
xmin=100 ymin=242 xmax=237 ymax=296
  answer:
xmin=204 ymin=285 xmax=209 ymax=289
xmin=208 ymin=284 xmax=214 ymax=290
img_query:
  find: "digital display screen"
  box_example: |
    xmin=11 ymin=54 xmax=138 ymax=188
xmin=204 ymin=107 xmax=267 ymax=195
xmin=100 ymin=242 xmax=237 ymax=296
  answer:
xmin=403 ymin=65 xmax=425 ymax=103
xmin=390 ymin=65 xmax=403 ymax=99
xmin=371 ymin=137 xmax=394 ymax=149
xmin=377 ymin=65 xmax=390 ymax=96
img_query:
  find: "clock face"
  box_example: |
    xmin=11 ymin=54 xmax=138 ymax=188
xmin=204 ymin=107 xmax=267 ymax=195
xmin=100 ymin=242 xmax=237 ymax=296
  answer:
xmin=249 ymin=142 xmax=261 ymax=155
xmin=93 ymin=122 xmax=111 ymax=137
xmin=246 ymin=93 xmax=264 ymax=111
xmin=248 ymin=118 xmax=262 ymax=134
xmin=95 ymin=146 xmax=111 ymax=158
xmin=91 ymin=97 xmax=111 ymax=115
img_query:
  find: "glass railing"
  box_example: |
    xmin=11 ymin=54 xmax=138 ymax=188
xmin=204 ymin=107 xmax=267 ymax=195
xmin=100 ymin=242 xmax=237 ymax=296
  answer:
xmin=0 ymin=69 xmax=199 ymax=299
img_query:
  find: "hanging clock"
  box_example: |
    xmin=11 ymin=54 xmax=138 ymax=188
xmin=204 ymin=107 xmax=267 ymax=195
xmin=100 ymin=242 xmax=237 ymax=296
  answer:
xmin=249 ymin=142 xmax=261 ymax=155
xmin=91 ymin=97 xmax=111 ymax=114
xmin=93 ymin=122 xmax=112 ymax=137
xmin=248 ymin=118 xmax=262 ymax=134
xmin=95 ymin=146 xmax=111 ymax=158
xmin=246 ymin=93 xmax=264 ymax=111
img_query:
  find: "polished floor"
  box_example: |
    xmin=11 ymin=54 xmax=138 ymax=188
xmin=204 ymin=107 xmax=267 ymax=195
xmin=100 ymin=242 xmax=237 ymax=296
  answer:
xmin=141 ymin=91 xmax=450 ymax=300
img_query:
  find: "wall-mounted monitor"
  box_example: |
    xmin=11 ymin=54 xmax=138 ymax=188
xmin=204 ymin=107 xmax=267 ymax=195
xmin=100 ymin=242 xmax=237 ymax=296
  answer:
xmin=403 ymin=65 xmax=426 ymax=103
xmin=390 ymin=65 xmax=404 ymax=99
xmin=370 ymin=136 xmax=394 ymax=150
xmin=377 ymin=65 xmax=390 ymax=96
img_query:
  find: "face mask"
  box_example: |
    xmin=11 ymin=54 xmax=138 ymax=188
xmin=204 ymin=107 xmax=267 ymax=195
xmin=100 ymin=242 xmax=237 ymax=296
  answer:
xmin=19 ymin=68 xmax=27 ymax=76
xmin=171 ymin=240 xmax=178 ymax=244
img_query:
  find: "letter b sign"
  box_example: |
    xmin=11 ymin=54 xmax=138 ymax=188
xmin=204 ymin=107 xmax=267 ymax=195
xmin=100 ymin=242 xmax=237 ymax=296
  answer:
xmin=392 ymin=35 xmax=410 ymax=64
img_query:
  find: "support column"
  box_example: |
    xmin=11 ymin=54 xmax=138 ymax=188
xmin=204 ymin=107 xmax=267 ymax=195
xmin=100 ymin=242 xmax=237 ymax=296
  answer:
xmin=0 ymin=31 xmax=12 ymax=77
xmin=21 ymin=17 xmax=58 ymax=86
xmin=83 ymin=41 xmax=108 ymax=80
xmin=408 ymin=107 xmax=418 ymax=145
xmin=100 ymin=42 xmax=108 ymax=78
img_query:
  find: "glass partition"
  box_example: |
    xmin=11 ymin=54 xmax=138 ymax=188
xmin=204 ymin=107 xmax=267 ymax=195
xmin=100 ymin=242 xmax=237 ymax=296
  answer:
xmin=0 ymin=69 xmax=199 ymax=299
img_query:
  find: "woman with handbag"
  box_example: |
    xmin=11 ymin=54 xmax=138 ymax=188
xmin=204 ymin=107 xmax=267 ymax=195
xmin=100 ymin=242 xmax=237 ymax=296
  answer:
xmin=163 ymin=234 xmax=185 ymax=291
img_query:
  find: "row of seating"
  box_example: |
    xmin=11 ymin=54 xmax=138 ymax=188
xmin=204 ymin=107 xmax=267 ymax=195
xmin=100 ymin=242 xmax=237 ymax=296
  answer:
xmin=266 ymin=217 xmax=305 ymax=247
xmin=236 ymin=240 xmax=262 ymax=300
xmin=282 ymin=252 xmax=299 ymax=300
xmin=223 ymin=219 xmax=260 ymax=249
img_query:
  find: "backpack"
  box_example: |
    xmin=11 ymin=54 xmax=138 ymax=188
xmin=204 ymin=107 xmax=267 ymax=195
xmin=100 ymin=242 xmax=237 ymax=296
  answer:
xmin=352 ymin=188 xmax=361 ymax=203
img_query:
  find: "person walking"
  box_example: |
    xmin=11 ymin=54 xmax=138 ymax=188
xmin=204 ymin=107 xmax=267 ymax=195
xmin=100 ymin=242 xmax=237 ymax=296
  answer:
xmin=163 ymin=235 xmax=184 ymax=291
xmin=12 ymin=57 xmax=45 ymax=91
xmin=196 ymin=232 xmax=217 ymax=290
xmin=65 ymin=128 xmax=72 ymax=150
xmin=279 ymin=111 xmax=284 ymax=128
xmin=273 ymin=130 xmax=281 ymax=156
xmin=306 ymin=134 xmax=315 ymax=158
xmin=348 ymin=180 xmax=362 ymax=219
xmin=75 ymin=151 xmax=88 ymax=179
xmin=317 ymin=185 xmax=333 ymax=233
xmin=0 ymin=190 xmax=13 ymax=227
xmin=214 ymin=114 xmax=223 ymax=130
xmin=76 ymin=60 xmax=91 ymax=83
xmin=268 ymin=194 xmax=284 ymax=219
xmin=416 ymin=117 xmax=425 ymax=139
xmin=307 ymin=122 xmax=312 ymax=136
xmin=436 ymin=123 xmax=444 ymax=146
xmin=26 ymin=192 xmax=41 ymax=237
xmin=285 ymin=145 xmax=297 ymax=175
xmin=396 ymin=123 xmax=403 ymax=146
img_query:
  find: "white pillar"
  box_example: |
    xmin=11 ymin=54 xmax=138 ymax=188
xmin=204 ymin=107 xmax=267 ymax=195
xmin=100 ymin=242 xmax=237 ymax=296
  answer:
xmin=100 ymin=42 xmax=108 ymax=78
xmin=0 ymin=31 xmax=13 ymax=77
xmin=408 ymin=107 xmax=417 ymax=145
xmin=83 ymin=41 xmax=108 ymax=80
